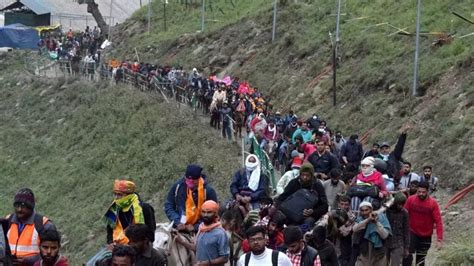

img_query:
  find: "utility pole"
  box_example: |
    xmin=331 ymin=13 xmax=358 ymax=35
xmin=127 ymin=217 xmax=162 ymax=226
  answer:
xmin=163 ymin=0 xmax=168 ymax=31
xmin=412 ymin=0 xmax=422 ymax=96
xmin=272 ymin=0 xmax=277 ymax=42
xmin=332 ymin=0 xmax=342 ymax=107
xmin=147 ymin=0 xmax=151 ymax=34
xmin=108 ymin=0 xmax=113 ymax=40
xmin=201 ymin=0 xmax=205 ymax=32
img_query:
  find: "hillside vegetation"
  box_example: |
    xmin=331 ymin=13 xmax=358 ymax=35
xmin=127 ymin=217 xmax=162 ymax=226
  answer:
xmin=112 ymin=0 xmax=473 ymax=188
xmin=0 ymin=52 xmax=240 ymax=263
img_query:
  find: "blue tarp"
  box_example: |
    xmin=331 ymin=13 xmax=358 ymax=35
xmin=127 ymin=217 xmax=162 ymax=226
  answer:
xmin=0 ymin=23 xmax=39 ymax=49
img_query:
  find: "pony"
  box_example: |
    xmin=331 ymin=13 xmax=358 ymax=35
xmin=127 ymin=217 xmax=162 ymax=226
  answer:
xmin=233 ymin=111 xmax=245 ymax=139
xmin=153 ymin=222 xmax=195 ymax=266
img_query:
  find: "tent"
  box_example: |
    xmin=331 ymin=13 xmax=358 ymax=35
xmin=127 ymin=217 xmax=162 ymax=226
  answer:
xmin=0 ymin=23 xmax=39 ymax=49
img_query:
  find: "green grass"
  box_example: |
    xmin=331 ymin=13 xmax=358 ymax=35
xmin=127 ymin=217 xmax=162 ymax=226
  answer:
xmin=0 ymin=61 xmax=240 ymax=263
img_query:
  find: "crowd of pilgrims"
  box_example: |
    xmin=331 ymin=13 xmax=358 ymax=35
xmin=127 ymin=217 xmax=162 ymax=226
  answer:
xmin=0 ymin=65 xmax=444 ymax=266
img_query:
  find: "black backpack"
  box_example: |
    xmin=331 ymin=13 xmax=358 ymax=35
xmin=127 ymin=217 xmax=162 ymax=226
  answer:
xmin=141 ymin=202 xmax=156 ymax=242
xmin=279 ymin=188 xmax=319 ymax=224
xmin=244 ymin=250 xmax=279 ymax=266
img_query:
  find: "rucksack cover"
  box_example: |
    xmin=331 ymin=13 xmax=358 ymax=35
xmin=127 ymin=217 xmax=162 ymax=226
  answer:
xmin=279 ymin=189 xmax=319 ymax=224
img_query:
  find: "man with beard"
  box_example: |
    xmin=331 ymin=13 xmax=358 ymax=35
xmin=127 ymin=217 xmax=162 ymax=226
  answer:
xmin=307 ymin=140 xmax=340 ymax=179
xmin=238 ymin=226 xmax=292 ymax=266
xmin=33 ymin=230 xmax=68 ymax=266
xmin=403 ymin=182 xmax=443 ymax=266
xmin=276 ymin=163 xmax=328 ymax=231
xmin=177 ymin=200 xmax=229 ymax=266
xmin=283 ymin=226 xmax=321 ymax=266
xmin=422 ymin=165 xmax=438 ymax=195
xmin=386 ymin=193 xmax=410 ymax=266
xmin=7 ymin=188 xmax=56 ymax=266
xmin=352 ymin=202 xmax=391 ymax=266
xmin=110 ymin=245 xmax=136 ymax=266
xmin=322 ymin=168 xmax=346 ymax=208
xmin=398 ymin=161 xmax=421 ymax=191
xmin=125 ymin=224 xmax=167 ymax=266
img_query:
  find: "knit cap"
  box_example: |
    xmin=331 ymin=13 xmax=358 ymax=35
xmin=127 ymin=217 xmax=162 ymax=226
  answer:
xmin=14 ymin=188 xmax=35 ymax=210
xmin=299 ymin=162 xmax=315 ymax=177
xmin=185 ymin=164 xmax=203 ymax=179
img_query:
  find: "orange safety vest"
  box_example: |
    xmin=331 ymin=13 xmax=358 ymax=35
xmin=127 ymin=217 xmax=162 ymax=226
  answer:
xmin=7 ymin=216 xmax=49 ymax=258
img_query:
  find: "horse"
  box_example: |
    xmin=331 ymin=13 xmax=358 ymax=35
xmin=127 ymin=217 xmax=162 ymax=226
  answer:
xmin=210 ymin=100 xmax=223 ymax=129
xmin=233 ymin=111 xmax=245 ymax=139
xmin=154 ymin=222 xmax=195 ymax=266
xmin=264 ymin=139 xmax=279 ymax=171
xmin=220 ymin=201 xmax=247 ymax=266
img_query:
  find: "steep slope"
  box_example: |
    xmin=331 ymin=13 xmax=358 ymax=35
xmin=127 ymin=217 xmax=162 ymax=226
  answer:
xmin=112 ymin=0 xmax=473 ymax=188
xmin=0 ymin=52 xmax=240 ymax=263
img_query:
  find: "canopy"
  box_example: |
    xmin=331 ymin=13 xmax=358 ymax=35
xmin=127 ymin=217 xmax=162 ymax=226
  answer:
xmin=35 ymin=24 xmax=61 ymax=34
xmin=0 ymin=23 xmax=39 ymax=49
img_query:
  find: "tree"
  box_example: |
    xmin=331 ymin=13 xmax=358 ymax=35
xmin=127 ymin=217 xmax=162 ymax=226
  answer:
xmin=77 ymin=0 xmax=109 ymax=35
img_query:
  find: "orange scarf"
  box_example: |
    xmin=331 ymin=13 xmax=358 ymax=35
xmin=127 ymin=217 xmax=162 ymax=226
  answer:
xmin=185 ymin=177 xmax=205 ymax=225
xmin=198 ymin=221 xmax=222 ymax=233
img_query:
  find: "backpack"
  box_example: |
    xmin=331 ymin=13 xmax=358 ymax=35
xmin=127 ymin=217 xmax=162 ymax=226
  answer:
xmin=279 ymin=189 xmax=319 ymax=224
xmin=140 ymin=202 xmax=156 ymax=242
xmin=244 ymin=250 xmax=279 ymax=266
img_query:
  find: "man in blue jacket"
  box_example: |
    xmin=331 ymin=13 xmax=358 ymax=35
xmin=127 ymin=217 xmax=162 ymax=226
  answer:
xmin=164 ymin=164 xmax=218 ymax=233
xmin=230 ymin=154 xmax=268 ymax=211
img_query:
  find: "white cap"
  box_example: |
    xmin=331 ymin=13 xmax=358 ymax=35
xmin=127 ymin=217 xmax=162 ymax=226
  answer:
xmin=359 ymin=201 xmax=373 ymax=210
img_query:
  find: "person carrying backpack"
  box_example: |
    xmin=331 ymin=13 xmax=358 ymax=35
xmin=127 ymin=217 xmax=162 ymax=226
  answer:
xmin=6 ymin=188 xmax=56 ymax=266
xmin=237 ymin=226 xmax=292 ymax=266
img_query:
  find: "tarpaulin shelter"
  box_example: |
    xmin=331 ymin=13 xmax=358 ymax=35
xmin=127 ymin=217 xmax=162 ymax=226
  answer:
xmin=1 ymin=0 xmax=51 ymax=27
xmin=0 ymin=23 xmax=39 ymax=49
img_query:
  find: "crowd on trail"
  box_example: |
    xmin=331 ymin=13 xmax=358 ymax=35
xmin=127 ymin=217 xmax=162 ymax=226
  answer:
xmin=1 ymin=63 xmax=445 ymax=265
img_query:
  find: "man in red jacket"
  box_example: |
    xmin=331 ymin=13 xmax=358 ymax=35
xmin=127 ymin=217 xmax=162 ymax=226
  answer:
xmin=403 ymin=181 xmax=443 ymax=266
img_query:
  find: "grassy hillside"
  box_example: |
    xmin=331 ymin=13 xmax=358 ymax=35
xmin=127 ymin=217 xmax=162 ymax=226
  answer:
xmin=111 ymin=0 xmax=473 ymax=188
xmin=0 ymin=52 xmax=240 ymax=263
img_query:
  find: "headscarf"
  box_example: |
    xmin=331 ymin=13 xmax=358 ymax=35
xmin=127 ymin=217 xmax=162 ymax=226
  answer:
xmin=113 ymin=180 xmax=136 ymax=194
xmin=104 ymin=193 xmax=144 ymax=229
xmin=361 ymin=156 xmax=376 ymax=177
xmin=245 ymin=154 xmax=261 ymax=191
xmin=105 ymin=180 xmax=144 ymax=229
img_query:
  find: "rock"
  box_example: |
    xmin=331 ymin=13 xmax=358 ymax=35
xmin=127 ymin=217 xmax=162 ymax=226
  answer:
xmin=193 ymin=46 xmax=204 ymax=55
xmin=448 ymin=211 xmax=460 ymax=216
xmin=209 ymin=55 xmax=230 ymax=66
xmin=49 ymin=98 xmax=56 ymax=104
xmin=16 ymin=82 xmax=21 ymax=86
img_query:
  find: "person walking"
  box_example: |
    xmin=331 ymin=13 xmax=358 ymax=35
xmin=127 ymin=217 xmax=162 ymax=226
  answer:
xmin=403 ymin=181 xmax=443 ymax=266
